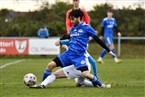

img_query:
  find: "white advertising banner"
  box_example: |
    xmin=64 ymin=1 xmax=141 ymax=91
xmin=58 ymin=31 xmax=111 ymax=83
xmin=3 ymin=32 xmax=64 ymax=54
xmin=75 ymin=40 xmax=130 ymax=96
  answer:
xmin=29 ymin=38 xmax=60 ymax=55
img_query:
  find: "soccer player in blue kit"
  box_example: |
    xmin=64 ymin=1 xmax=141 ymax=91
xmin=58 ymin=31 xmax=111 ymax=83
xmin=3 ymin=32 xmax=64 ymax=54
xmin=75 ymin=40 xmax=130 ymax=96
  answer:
xmin=98 ymin=9 xmax=121 ymax=64
xmin=30 ymin=9 xmax=116 ymax=88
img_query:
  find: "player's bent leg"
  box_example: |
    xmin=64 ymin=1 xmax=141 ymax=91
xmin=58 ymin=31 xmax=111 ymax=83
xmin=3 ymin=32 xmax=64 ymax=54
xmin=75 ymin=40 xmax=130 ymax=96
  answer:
xmin=41 ymin=74 xmax=56 ymax=87
xmin=53 ymin=69 xmax=67 ymax=78
xmin=47 ymin=61 xmax=57 ymax=71
xmin=42 ymin=61 xmax=57 ymax=81
xmin=80 ymin=67 xmax=111 ymax=88
xmin=75 ymin=77 xmax=93 ymax=87
xmin=42 ymin=55 xmax=66 ymax=81
xmin=82 ymin=70 xmax=102 ymax=87
xmin=41 ymin=68 xmax=67 ymax=88
xmin=30 ymin=67 xmax=67 ymax=89
xmin=61 ymin=65 xmax=92 ymax=87
xmin=82 ymin=79 xmax=94 ymax=87
xmin=30 ymin=73 xmax=56 ymax=89
xmin=30 ymin=62 xmax=57 ymax=89
xmin=75 ymin=77 xmax=85 ymax=87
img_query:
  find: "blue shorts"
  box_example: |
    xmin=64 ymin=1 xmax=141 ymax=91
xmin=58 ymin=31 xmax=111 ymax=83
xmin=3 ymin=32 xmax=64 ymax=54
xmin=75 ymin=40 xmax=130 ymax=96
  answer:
xmin=104 ymin=36 xmax=113 ymax=46
xmin=58 ymin=51 xmax=88 ymax=69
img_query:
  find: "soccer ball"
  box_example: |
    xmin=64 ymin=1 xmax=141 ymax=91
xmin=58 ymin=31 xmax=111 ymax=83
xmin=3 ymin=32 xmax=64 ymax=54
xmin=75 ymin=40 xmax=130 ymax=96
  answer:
xmin=23 ymin=73 xmax=37 ymax=86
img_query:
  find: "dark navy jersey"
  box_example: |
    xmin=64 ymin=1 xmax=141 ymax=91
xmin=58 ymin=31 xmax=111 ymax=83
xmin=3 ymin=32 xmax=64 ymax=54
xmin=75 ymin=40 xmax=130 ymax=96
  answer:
xmin=102 ymin=17 xmax=117 ymax=38
xmin=67 ymin=22 xmax=96 ymax=55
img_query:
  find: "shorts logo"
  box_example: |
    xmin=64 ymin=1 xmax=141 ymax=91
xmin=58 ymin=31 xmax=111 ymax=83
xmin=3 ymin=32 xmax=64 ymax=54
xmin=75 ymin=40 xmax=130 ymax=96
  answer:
xmin=81 ymin=60 xmax=86 ymax=64
xmin=67 ymin=71 xmax=69 ymax=74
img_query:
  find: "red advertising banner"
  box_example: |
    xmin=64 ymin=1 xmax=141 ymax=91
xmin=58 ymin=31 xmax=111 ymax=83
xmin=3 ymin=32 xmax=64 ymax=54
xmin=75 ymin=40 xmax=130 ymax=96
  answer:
xmin=0 ymin=38 xmax=28 ymax=55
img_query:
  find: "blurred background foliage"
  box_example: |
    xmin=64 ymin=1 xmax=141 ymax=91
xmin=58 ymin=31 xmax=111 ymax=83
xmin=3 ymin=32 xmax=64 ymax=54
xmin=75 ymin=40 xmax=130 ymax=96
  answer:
xmin=0 ymin=2 xmax=145 ymax=37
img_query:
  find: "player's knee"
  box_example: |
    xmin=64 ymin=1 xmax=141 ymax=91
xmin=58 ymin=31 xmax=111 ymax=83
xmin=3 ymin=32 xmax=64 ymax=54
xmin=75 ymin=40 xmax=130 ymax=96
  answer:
xmin=82 ymin=71 xmax=93 ymax=80
xmin=47 ymin=61 xmax=56 ymax=71
xmin=53 ymin=69 xmax=65 ymax=78
xmin=53 ymin=73 xmax=59 ymax=78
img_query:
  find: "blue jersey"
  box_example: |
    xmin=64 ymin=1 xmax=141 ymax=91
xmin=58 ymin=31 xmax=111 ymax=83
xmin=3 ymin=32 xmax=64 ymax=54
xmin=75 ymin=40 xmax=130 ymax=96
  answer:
xmin=102 ymin=17 xmax=117 ymax=38
xmin=38 ymin=28 xmax=49 ymax=38
xmin=67 ymin=22 xmax=96 ymax=55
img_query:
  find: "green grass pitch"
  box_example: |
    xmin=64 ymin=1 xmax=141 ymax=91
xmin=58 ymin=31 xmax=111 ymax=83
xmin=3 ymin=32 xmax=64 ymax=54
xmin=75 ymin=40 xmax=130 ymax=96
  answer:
xmin=0 ymin=57 xmax=144 ymax=97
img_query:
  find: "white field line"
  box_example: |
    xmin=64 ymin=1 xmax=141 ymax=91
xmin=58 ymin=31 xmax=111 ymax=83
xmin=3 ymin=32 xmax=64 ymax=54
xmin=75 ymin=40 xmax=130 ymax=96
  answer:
xmin=0 ymin=59 xmax=25 ymax=69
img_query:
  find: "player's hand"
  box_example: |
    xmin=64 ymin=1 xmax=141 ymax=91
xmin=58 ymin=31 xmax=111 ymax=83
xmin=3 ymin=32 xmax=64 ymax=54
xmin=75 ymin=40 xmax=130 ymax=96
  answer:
xmin=62 ymin=45 xmax=67 ymax=50
xmin=89 ymin=37 xmax=93 ymax=42
xmin=95 ymin=30 xmax=98 ymax=34
xmin=55 ymin=39 xmax=60 ymax=46
xmin=118 ymin=32 xmax=121 ymax=37
xmin=100 ymin=36 xmax=103 ymax=40
xmin=109 ymin=51 xmax=116 ymax=57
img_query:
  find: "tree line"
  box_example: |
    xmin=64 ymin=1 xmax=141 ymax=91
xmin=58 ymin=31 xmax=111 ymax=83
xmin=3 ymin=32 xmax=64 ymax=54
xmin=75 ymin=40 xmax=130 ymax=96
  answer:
xmin=0 ymin=2 xmax=144 ymax=37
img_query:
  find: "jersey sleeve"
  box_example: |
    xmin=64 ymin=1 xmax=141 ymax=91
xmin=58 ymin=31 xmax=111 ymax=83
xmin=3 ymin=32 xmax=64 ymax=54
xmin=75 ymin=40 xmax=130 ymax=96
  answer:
xmin=85 ymin=25 xmax=97 ymax=37
xmin=60 ymin=40 xmax=70 ymax=46
xmin=66 ymin=9 xmax=72 ymax=34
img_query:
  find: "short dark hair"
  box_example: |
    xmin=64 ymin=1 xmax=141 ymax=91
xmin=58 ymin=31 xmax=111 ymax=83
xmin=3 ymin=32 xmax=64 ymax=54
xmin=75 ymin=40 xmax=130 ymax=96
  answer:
xmin=107 ymin=9 xmax=113 ymax=13
xmin=69 ymin=9 xmax=84 ymax=20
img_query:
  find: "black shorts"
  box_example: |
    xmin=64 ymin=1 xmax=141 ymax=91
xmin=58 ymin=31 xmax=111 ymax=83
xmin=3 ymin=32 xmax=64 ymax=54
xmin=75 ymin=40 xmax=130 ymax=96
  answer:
xmin=77 ymin=66 xmax=88 ymax=72
xmin=52 ymin=57 xmax=63 ymax=67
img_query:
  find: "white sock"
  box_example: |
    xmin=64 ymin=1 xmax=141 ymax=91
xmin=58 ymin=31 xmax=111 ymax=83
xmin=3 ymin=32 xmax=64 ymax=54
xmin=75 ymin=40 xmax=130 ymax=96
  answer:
xmin=82 ymin=79 xmax=93 ymax=87
xmin=114 ymin=57 xmax=118 ymax=61
xmin=98 ymin=57 xmax=102 ymax=61
xmin=41 ymin=74 xmax=56 ymax=86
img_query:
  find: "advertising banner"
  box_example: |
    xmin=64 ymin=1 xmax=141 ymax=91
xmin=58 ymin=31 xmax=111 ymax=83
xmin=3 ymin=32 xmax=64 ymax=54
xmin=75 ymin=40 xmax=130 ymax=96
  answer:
xmin=0 ymin=38 xmax=60 ymax=55
xmin=0 ymin=38 xmax=28 ymax=55
xmin=29 ymin=38 xmax=60 ymax=55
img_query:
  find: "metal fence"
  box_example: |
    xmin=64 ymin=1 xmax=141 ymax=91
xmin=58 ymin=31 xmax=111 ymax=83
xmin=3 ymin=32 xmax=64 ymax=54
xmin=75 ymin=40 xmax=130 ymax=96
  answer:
xmin=115 ymin=37 xmax=145 ymax=56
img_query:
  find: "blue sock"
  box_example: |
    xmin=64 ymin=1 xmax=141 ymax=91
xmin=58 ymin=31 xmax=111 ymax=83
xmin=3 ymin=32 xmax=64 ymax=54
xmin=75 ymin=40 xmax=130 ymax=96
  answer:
xmin=100 ymin=49 xmax=107 ymax=58
xmin=111 ymin=49 xmax=116 ymax=58
xmin=91 ymin=76 xmax=102 ymax=87
xmin=42 ymin=70 xmax=51 ymax=81
xmin=88 ymin=56 xmax=98 ymax=77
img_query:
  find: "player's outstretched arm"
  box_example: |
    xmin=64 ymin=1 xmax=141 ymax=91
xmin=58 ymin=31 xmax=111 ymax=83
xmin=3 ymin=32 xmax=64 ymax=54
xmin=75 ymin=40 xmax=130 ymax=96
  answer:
xmin=93 ymin=35 xmax=116 ymax=57
xmin=55 ymin=40 xmax=70 ymax=46
xmin=55 ymin=34 xmax=70 ymax=46
xmin=60 ymin=40 xmax=70 ymax=45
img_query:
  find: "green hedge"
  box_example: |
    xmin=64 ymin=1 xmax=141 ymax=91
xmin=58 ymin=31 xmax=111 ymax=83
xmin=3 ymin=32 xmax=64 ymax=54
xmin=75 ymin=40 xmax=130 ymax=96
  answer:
xmin=0 ymin=2 xmax=144 ymax=37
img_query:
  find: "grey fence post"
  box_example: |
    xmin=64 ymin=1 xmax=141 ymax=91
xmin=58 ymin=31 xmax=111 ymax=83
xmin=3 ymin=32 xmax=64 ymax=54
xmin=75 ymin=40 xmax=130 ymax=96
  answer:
xmin=118 ymin=37 xmax=121 ymax=56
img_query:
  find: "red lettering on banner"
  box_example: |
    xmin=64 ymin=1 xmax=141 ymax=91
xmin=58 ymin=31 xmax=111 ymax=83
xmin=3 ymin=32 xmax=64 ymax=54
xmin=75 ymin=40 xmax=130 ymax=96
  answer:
xmin=0 ymin=39 xmax=28 ymax=55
